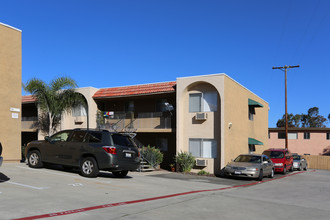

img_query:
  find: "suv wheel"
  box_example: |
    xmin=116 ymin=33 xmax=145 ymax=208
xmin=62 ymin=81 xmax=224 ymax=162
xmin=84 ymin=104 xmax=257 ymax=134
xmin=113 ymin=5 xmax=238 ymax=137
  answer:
xmin=112 ymin=170 xmax=128 ymax=178
xmin=27 ymin=150 xmax=43 ymax=168
xmin=80 ymin=157 xmax=99 ymax=178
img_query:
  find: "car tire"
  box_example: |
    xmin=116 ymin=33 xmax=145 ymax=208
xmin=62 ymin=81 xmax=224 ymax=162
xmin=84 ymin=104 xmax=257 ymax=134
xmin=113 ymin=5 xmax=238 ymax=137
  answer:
xmin=257 ymin=170 xmax=263 ymax=181
xmin=112 ymin=170 xmax=128 ymax=178
xmin=282 ymin=166 xmax=287 ymax=174
xmin=289 ymin=164 xmax=294 ymax=172
xmin=269 ymin=169 xmax=274 ymax=178
xmin=80 ymin=157 xmax=99 ymax=178
xmin=27 ymin=150 xmax=43 ymax=168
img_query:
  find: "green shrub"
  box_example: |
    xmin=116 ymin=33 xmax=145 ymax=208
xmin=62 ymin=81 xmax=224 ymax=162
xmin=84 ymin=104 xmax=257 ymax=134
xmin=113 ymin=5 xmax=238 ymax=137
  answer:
xmin=140 ymin=145 xmax=163 ymax=168
xmin=175 ymin=151 xmax=195 ymax=172
xmin=197 ymin=170 xmax=210 ymax=175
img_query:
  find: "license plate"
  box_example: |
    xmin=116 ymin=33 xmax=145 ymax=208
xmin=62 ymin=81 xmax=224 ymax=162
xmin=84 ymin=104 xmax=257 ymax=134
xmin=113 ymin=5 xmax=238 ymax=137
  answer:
xmin=125 ymin=153 xmax=132 ymax=158
xmin=234 ymin=171 xmax=242 ymax=175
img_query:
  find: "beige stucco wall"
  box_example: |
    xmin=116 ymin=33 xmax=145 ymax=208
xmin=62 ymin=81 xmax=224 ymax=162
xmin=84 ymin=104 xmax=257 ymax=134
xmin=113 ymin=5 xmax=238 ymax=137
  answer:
xmin=177 ymin=74 xmax=269 ymax=174
xmin=60 ymin=87 xmax=99 ymax=130
xmin=0 ymin=23 xmax=22 ymax=162
xmin=223 ymin=76 xmax=269 ymax=164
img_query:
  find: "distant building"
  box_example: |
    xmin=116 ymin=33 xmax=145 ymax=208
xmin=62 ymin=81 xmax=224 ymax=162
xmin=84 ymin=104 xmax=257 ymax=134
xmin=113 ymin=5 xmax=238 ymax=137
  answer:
xmin=22 ymin=74 xmax=269 ymax=174
xmin=0 ymin=22 xmax=22 ymax=162
xmin=269 ymin=127 xmax=330 ymax=155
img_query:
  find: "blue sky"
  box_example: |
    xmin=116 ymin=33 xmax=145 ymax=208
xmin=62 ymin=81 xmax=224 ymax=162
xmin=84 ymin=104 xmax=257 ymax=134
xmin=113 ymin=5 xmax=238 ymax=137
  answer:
xmin=1 ymin=0 xmax=329 ymax=127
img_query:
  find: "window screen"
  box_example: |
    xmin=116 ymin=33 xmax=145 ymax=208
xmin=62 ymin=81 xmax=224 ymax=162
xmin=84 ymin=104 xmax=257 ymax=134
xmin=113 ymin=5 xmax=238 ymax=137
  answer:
xmin=189 ymin=138 xmax=217 ymax=158
xmin=189 ymin=93 xmax=202 ymax=112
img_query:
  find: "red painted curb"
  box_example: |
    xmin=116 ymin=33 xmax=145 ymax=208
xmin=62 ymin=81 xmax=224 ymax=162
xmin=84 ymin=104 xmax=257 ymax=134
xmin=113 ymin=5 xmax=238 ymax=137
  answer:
xmin=13 ymin=170 xmax=313 ymax=220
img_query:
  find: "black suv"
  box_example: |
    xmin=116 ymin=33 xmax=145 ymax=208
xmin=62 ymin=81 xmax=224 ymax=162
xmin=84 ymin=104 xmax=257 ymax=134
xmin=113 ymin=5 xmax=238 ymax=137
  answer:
xmin=25 ymin=129 xmax=140 ymax=177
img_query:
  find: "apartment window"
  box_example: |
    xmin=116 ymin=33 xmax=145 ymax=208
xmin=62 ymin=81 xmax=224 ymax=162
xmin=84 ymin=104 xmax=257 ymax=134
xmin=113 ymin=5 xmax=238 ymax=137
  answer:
xmin=249 ymin=144 xmax=256 ymax=153
xmin=248 ymin=106 xmax=255 ymax=120
xmin=304 ymin=132 xmax=310 ymax=140
xmin=327 ymin=133 xmax=330 ymax=140
xmin=278 ymin=132 xmax=286 ymax=139
xmin=288 ymin=133 xmax=298 ymax=139
xmin=248 ymin=99 xmax=263 ymax=121
xmin=278 ymin=132 xmax=297 ymax=139
xmin=189 ymin=92 xmax=217 ymax=112
xmin=72 ymin=105 xmax=87 ymax=117
xmin=189 ymin=138 xmax=217 ymax=158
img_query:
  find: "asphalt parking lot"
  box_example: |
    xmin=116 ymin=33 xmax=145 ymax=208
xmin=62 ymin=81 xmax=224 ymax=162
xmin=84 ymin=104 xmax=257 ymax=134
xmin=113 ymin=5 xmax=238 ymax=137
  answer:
xmin=1 ymin=163 xmax=330 ymax=220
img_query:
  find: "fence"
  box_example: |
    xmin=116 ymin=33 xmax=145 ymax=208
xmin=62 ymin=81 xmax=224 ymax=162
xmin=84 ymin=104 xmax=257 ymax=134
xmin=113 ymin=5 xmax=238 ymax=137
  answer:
xmin=304 ymin=155 xmax=330 ymax=170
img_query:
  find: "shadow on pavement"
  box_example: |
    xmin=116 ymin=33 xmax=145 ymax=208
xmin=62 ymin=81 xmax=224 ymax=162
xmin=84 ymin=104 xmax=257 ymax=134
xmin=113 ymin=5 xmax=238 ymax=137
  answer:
xmin=0 ymin=172 xmax=10 ymax=183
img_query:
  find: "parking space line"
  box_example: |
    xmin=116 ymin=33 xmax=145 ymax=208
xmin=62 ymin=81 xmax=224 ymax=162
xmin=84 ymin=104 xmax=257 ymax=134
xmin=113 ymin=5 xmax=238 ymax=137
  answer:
xmin=13 ymin=170 xmax=314 ymax=220
xmin=0 ymin=180 xmax=48 ymax=190
xmin=16 ymin=165 xmax=112 ymax=184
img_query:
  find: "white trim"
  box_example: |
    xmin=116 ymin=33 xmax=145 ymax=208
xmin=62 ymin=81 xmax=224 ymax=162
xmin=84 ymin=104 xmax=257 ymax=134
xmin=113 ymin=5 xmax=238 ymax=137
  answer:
xmin=0 ymin=22 xmax=22 ymax=32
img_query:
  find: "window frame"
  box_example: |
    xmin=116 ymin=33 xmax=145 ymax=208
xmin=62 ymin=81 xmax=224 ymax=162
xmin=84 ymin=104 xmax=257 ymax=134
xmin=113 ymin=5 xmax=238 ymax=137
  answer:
xmin=189 ymin=138 xmax=217 ymax=159
xmin=304 ymin=132 xmax=310 ymax=140
xmin=189 ymin=92 xmax=217 ymax=113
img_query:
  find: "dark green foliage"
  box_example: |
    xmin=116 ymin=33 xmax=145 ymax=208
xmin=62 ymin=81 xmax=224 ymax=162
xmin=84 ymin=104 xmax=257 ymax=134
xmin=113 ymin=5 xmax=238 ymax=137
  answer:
xmin=23 ymin=77 xmax=86 ymax=135
xmin=140 ymin=145 xmax=163 ymax=168
xmin=175 ymin=151 xmax=195 ymax=172
xmin=276 ymin=107 xmax=329 ymax=128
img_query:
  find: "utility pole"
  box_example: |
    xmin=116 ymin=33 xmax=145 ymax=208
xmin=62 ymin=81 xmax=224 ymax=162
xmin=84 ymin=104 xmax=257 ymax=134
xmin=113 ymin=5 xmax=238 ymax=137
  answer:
xmin=272 ymin=65 xmax=300 ymax=150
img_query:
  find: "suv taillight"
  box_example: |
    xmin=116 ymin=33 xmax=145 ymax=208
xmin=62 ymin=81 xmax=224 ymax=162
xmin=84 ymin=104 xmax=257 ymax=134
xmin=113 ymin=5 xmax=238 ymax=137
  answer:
xmin=103 ymin=146 xmax=117 ymax=155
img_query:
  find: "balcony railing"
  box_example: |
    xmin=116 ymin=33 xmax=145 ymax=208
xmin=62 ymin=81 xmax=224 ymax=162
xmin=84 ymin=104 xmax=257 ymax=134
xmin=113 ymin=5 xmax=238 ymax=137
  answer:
xmin=99 ymin=112 xmax=172 ymax=132
xmin=21 ymin=117 xmax=38 ymax=131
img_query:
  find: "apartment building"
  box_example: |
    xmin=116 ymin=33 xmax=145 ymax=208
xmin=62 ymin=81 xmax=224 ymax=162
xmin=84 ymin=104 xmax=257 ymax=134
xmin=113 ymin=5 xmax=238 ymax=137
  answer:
xmin=269 ymin=127 xmax=330 ymax=156
xmin=21 ymin=74 xmax=269 ymax=174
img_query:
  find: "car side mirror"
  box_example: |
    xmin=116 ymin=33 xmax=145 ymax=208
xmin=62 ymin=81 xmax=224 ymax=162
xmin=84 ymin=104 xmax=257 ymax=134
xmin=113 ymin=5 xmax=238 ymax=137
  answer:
xmin=45 ymin=136 xmax=50 ymax=142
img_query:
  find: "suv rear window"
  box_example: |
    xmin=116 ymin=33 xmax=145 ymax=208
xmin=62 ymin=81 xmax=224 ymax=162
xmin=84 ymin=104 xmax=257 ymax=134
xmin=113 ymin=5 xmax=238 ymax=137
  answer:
xmin=263 ymin=151 xmax=284 ymax=159
xmin=112 ymin=134 xmax=133 ymax=147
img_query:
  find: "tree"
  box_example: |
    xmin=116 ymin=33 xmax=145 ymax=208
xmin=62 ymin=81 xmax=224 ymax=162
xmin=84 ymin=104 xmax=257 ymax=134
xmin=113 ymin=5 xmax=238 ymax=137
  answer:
xmin=300 ymin=107 xmax=327 ymax=128
xmin=23 ymin=77 xmax=86 ymax=136
xmin=276 ymin=107 xmax=329 ymax=128
xmin=276 ymin=113 xmax=301 ymax=128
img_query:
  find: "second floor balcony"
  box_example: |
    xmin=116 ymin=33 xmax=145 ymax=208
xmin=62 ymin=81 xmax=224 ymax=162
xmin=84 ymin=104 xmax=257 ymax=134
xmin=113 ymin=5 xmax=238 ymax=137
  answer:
xmin=99 ymin=112 xmax=174 ymax=133
xmin=22 ymin=116 xmax=38 ymax=132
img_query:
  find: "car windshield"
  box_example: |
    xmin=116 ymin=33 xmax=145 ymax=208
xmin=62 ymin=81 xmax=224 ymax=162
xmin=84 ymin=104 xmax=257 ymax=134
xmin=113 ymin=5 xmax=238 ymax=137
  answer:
xmin=263 ymin=151 xmax=284 ymax=159
xmin=293 ymin=155 xmax=301 ymax=160
xmin=234 ymin=155 xmax=261 ymax=163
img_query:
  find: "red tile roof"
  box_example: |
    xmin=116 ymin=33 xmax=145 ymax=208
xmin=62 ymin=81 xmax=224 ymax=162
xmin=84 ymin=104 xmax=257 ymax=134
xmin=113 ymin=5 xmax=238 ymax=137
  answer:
xmin=22 ymin=95 xmax=36 ymax=103
xmin=93 ymin=81 xmax=176 ymax=99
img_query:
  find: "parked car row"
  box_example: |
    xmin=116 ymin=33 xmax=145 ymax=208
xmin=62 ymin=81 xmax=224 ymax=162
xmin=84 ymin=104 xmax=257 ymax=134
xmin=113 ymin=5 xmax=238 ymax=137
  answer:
xmin=25 ymin=129 xmax=141 ymax=178
xmin=224 ymin=148 xmax=308 ymax=181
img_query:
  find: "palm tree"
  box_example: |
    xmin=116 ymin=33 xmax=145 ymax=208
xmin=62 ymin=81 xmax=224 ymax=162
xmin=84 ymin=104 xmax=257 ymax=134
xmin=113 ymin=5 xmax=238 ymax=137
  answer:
xmin=23 ymin=77 xmax=86 ymax=136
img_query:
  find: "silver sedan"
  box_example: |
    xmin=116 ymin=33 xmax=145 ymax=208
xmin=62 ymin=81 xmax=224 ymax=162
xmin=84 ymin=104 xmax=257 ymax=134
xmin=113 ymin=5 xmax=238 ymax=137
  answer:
xmin=224 ymin=154 xmax=274 ymax=181
xmin=293 ymin=154 xmax=308 ymax=171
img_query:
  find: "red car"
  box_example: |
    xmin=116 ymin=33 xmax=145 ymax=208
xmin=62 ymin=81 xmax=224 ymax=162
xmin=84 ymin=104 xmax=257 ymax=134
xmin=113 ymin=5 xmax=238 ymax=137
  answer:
xmin=262 ymin=148 xmax=293 ymax=173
